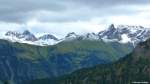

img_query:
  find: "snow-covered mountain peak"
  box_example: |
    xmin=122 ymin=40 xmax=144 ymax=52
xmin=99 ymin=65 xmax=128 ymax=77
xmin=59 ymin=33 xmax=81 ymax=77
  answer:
xmin=99 ymin=24 xmax=150 ymax=45
xmin=108 ymin=24 xmax=116 ymax=29
xmin=38 ymin=34 xmax=59 ymax=41
xmin=5 ymin=31 xmax=21 ymax=38
xmin=22 ymin=30 xmax=31 ymax=35
xmin=21 ymin=30 xmax=37 ymax=42
xmin=5 ymin=31 xmax=18 ymax=35
xmin=36 ymin=34 xmax=60 ymax=46
xmin=84 ymin=33 xmax=99 ymax=40
xmin=1 ymin=30 xmax=60 ymax=46
xmin=65 ymin=32 xmax=78 ymax=38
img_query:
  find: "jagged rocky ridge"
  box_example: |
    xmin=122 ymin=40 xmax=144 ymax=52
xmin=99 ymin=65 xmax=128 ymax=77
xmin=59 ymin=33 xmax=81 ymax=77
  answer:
xmin=99 ymin=24 xmax=150 ymax=46
xmin=4 ymin=30 xmax=60 ymax=45
xmin=2 ymin=24 xmax=150 ymax=46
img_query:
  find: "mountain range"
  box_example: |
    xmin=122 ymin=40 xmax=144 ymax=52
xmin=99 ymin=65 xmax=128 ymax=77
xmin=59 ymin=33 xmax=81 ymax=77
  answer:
xmin=0 ymin=24 xmax=150 ymax=84
xmin=2 ymin=24 xmax=150 ymax=46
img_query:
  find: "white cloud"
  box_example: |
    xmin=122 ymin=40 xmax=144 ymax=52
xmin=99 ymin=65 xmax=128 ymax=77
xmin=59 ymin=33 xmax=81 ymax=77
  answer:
xmin=107 ymin=15 xmax=150 ymax=27
xmin=0 ymin=22 xmax=25 ymax=32
xmin=25 ymin=19 xmax=105 ymax=38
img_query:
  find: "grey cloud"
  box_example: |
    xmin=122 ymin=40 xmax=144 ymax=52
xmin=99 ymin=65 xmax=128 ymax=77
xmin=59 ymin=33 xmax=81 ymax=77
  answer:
xmin=0 ymin=0 xmax=66 ymax=23
xmin=0 ymin=0 xmax=65 ymax=12
xmin=68 ymin=0 xmax=150 ymax=8
xmin=35 ymin=6 xmax=139 ymax=23
xmin=0 ymin=0 xmax=149 ymax=23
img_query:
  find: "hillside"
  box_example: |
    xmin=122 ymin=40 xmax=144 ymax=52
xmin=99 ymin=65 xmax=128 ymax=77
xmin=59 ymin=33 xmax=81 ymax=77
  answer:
xmin=29 ymin=39 xmax=150 ymax=84
xmin=0 ymin=39 xmax=132 ymax=84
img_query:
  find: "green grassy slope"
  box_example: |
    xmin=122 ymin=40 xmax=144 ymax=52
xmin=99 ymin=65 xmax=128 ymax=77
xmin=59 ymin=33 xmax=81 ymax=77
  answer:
xmin=29 ymin=39 xmax=150 ymax=84
xmin=0 ymin=39 xmax=133 ymax=84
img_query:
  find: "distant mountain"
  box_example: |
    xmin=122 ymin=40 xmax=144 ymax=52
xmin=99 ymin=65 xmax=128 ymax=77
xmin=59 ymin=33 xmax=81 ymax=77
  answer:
xmin=37 ymin=34 xmax=60 ymax=45
xmin=30 ymin=38 xmax=150 ymax=84
xmin=3 ymin=30 xmax=59 ymax=45
xmin=22 ymin=30 xmax=37 ymax=41
xmin=85 ymin=33 xmax=99 ymax=40
xmin=65 ymin=32 xmax=78 ymax=38
xmin=0 ymin=39 xmax=132 ymax=84
xmin=64 ymin=32 xmax=99 ymax=41
xmin=38 ymin=34 xmax=58 ymax=41
xmin=99 ymin=24 xmax=150 ymax=45
xmin=5 ymin=30 xmax=37 ymax=42
xmin=1 ymin=24 xmax=150 ymax=46
xmin=5 ymin=31 xmax=22 ymax=38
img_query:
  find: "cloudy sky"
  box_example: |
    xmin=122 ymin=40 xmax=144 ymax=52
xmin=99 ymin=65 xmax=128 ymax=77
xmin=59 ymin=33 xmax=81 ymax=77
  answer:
xmin=0 ymin=0 xmax=150 ymax=37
